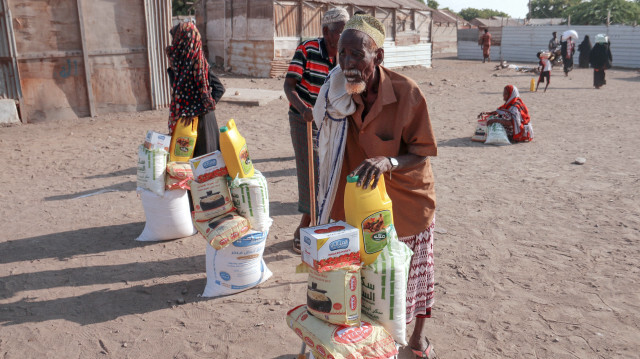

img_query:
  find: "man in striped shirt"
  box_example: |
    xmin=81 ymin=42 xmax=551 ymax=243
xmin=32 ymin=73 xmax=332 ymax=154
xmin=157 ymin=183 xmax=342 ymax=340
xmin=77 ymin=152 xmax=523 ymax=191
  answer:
xmin=284 ymin=7 xmax=349 ymax=253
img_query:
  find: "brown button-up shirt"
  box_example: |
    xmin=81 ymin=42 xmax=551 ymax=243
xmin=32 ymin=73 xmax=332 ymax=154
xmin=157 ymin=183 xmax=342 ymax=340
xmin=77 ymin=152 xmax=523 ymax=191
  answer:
xmin=329 ymin=66 xmax=437 ymax=237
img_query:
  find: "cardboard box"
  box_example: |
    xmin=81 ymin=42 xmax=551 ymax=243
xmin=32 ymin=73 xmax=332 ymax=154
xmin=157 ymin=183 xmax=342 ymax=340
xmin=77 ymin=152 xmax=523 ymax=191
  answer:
xmin=189 ymin=151 xmax=228 ymax=183
xmin=301 ymin=221 xmax=360 ymax=272
xmin=144 ymin=130 xmax=171 ymax=152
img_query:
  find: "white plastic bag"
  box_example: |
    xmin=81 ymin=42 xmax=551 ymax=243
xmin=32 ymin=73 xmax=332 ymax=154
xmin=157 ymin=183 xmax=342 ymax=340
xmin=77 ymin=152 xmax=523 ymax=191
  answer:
xmin=228 ymin=170 xmax=272 ymax=231
xmin=361 ymin=225 xmax=413 ymax=345
xmin=484 ymin=123 xmax=511 ymax=146
xmin=202 ymin=230 xmax=272 ymax=297
xmin=137 ymin=145 xmax=167 ymax=196
xmin=136 ymin=189 xmax=196 ymax=241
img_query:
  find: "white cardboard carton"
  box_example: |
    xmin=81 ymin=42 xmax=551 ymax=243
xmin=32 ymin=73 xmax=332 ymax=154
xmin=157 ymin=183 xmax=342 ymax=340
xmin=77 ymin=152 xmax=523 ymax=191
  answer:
xmin=189 ymin=151 xmax=228 ymax=183
xmin=144 ymin=131 xmax=171 ymax=152
xmin=301 ymin=221 xmax=360 ymax=272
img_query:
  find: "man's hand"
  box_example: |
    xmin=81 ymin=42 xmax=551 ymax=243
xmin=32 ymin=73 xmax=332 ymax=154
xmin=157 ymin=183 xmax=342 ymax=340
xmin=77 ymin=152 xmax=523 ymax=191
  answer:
xmin=302 ymin=107 xmax=314 ymax=123
xmin=351 ymin=156 xmax=393 ymax=190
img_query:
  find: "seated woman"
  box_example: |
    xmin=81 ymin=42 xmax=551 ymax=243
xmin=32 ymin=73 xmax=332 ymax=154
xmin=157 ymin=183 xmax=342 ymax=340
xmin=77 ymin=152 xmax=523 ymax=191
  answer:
xmin=486 ymin=85 xmax=534 ymax=142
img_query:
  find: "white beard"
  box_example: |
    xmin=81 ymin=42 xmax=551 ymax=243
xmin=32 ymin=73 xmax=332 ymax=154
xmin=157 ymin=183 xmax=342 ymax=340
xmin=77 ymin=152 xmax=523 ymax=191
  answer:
xmin=345 ymin=81 xmax=366 ymax=95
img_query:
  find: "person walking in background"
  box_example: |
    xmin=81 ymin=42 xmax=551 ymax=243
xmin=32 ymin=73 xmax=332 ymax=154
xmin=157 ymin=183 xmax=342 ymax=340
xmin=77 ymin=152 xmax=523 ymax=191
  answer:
xmin=536 ymin=51 xmax=552 ymax=92
xmin=561 ymin=36 xmax=575 ymax=76
xmin=578 ymin=35 xmax=592 ymax=68
xmin=166 ymin=22 xmax=225 ymax=157
xmin=479 ymin=28 xmax=491 ymax=63
xmin=589 ymin=34 xmax=613 ymax=89
xmin=549 ymin=31 xmax=559 ymax=53
xmin=283 ymin=7 xmax=349 ymax=253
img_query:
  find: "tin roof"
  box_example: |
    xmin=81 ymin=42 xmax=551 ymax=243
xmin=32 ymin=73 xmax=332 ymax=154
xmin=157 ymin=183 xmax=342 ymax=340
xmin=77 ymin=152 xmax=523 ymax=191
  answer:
xmin=314 ymin=0 xmax=430 ymax=11
xmin=431 ymin=9 xmax=470 ymax=25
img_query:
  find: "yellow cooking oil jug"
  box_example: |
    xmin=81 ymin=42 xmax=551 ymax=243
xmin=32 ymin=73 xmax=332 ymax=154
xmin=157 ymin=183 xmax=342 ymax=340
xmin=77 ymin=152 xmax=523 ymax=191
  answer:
xmin=219 ymin=119 xmax=254 ymax=178
xmin=344 ymin=174 xmax=394 ymax=265
xmin=169 ymin=117 xmax=198 ymax=162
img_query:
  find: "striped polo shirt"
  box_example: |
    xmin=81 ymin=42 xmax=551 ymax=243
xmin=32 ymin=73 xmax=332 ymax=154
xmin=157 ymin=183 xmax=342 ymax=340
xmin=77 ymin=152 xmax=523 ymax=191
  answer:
xmin=286 ymin=38 xmax=336 ymax=114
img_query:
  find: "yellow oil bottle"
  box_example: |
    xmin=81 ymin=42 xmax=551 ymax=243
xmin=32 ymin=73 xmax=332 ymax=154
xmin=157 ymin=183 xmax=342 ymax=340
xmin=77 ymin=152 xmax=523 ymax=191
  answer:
xmin=344 ymin=174 xmax=394 ymax=265
xmin=530 ymin=77 xmax=536 ymax=92
xmin=219 ymin=119 xmax=255 ymax=178
xmin=169 ymin=117 xmax=198 ymax=162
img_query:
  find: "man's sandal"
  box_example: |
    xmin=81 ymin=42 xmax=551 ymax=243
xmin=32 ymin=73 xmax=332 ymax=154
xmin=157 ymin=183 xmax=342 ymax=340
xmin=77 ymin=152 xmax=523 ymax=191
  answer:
xmin=292 ymin=237 xmax=301 ymax=254
xmin=410 ymin=339 xmax=436 ymax=359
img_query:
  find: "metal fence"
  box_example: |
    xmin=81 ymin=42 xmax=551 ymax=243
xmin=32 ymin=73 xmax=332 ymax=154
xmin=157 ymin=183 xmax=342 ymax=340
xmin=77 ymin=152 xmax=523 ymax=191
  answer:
xmin=458 ymin=25 xmax=640 ymax=69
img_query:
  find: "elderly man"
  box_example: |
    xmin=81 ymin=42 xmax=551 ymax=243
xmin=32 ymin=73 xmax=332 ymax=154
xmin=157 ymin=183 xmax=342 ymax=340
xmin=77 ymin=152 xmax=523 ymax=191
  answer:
xmin=284 ymin=7 xmax=349 ymax=253
xmin=325 ymin=15 xmax=438 ymax=358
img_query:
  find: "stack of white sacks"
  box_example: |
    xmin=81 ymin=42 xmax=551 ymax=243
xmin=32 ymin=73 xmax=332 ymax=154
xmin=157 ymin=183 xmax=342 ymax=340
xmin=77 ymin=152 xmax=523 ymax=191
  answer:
xmin=136 ymin=130 xmax=272 ymax=297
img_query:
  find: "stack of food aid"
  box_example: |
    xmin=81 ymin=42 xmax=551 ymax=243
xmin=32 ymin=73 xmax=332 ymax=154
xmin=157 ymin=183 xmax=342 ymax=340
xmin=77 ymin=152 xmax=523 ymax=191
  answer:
xmin=286 ymin=222 xmax=399 ymax=359
xmin=135 ymin=119 xmax=272 ymax=297
xmin=136 ymin=130 xmax=195 ymax=242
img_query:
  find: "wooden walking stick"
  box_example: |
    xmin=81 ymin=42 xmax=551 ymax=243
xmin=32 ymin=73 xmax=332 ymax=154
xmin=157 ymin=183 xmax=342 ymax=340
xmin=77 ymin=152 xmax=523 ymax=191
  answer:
xmin=307 ymin=121 xmax=317 ymax=227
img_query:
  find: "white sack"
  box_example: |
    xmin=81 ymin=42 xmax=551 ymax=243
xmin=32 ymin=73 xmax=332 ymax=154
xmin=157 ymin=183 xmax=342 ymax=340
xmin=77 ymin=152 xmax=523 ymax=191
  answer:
xmin=484 ymin=123 xmax=511 ymax=146
xmin=137 ymin=145 xmax=167 ymax=196
xmin=227 ymin=170 xmax=272 ymax=231
xmin=361 ymin=226 xmax=413 ymax=345
xmin=136 ymin=189 xmax=196 ymax=241
xmin=202 ymin=230 xmax=272 ymax=297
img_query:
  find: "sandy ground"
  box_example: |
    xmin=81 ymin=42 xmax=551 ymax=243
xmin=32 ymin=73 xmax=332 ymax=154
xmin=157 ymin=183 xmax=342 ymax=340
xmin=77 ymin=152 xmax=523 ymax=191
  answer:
xmin=1 ymin=56 xmax=639 ymax=359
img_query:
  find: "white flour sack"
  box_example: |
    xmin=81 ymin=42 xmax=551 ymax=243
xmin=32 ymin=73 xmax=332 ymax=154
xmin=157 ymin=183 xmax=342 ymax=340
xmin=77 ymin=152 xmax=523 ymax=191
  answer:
xmin=137 ymin=145 xmax=167 ymax=197
xmin=361 ymin=225 xmax=413 ymax=345
xmin=228 ymin=170 xmax=272 ymax=231
xmin=136 ymin=189 xmax=196 ymax=241
xmin=202 ymin=230 xmax=272 ymax=297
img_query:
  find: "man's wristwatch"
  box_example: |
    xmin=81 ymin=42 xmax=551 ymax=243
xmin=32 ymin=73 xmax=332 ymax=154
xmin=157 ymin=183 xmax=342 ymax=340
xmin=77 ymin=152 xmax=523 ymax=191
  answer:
xmin=388 ymin=157 xmax=399 ymax=171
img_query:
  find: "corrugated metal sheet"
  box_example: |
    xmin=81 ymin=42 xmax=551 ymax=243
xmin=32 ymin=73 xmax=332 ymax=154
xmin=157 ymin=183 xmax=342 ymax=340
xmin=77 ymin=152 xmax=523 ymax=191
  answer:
xmin=0 ymin=1 xmax=21 ymax=101
xmin=383 ymin=41 xmax=431 ymax=68
xmin=228 ymin=40 xmax=274 ymax=77
xmin=457 ymin=41 xmax=501 ymax=61
xmin=144 ymin=0 xmax=171 ymax=109
xmin=500 ymin=25 xmax=640 ymax=69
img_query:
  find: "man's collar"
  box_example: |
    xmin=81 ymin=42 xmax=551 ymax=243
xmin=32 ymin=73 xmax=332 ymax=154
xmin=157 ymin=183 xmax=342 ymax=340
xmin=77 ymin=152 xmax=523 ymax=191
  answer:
xmin=376 ymin=65 xmax=397 ymax=107
xmin=318 ymin=38 xmax=328 ymax=59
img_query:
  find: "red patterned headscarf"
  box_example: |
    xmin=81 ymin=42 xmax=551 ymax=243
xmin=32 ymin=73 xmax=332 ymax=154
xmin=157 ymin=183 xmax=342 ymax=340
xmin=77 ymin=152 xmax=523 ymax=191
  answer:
xmin=499 ymin=85 xmax=532 ymax=142
xmin=498 ymin=85 xmax=530 ymax=124
xmin=166 ymin=22 xmax=214 ymax=134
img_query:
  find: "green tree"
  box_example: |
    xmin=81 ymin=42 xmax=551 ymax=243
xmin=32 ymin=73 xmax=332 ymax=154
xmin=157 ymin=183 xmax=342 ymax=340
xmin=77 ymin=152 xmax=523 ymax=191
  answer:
xmin=458 ymin=8 xmax=510 ymax=21
xmin=528 ymin=0 xmax=580 ymax=18
xmin=427 ymin=0 xmax=439 ymax=9
xmin=172 ymin=0 xmax=195 ymax=16
xmin=564 ymin=0 xmax=640 ymax=25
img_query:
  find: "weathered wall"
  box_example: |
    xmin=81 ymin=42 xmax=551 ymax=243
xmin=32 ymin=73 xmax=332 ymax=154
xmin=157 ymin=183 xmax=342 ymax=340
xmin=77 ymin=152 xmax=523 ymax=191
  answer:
xmin=82 ymin=0 xmax=151 ymax=113
xmin=432 ymin=24 xmax=456 ymax=54
xmin=5 ymin=0 xmax=169 ymax=122
xmin=10 ymin=0 xmax=90 ymax=121
xmin=205 ymin=0 xmax=274 ymax=76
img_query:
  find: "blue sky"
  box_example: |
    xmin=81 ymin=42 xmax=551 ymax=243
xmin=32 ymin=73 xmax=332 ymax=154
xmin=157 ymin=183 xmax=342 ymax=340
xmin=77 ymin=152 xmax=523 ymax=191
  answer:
xmin=436 ymin=0 xmax=529 ymax=19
